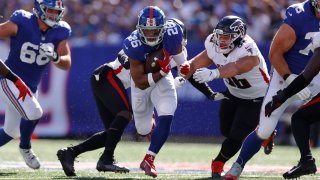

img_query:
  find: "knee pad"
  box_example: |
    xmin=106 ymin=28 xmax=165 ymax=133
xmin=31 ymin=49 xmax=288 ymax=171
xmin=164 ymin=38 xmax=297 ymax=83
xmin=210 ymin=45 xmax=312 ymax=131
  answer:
xmin=117 ymin=110 xmax=132 ymax=121
xmin=110 ymin=112 xmax=131 ymax=132
xmin=256 ymin=127 xmax=273 ymax=140
xmin=4 ymin=127 xmax=20 ymax=139
xmin=135 ymin=119 xmax=152 ymax=136
xmin=25 ymin=107 xmax=43 ymax=120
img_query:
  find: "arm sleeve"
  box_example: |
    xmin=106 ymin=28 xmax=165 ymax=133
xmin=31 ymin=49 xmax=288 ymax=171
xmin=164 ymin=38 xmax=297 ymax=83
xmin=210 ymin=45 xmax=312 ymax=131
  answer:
xmin=188 ymin=74 xmax=215 ymax=99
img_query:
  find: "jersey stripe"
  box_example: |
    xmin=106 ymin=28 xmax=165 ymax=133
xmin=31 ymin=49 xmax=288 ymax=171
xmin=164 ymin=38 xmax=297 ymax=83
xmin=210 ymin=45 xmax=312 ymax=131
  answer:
xmin=1 ymin=79 xmax=28 ymax=119
xmin=259 ymin=68 xmax=270 ymax=84
xmin=106 ymin=71 xmax=130 ymax=110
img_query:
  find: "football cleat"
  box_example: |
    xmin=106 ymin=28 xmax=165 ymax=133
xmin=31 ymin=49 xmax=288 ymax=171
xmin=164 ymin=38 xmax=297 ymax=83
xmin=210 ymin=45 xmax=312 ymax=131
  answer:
xmin=140 ymin=154 xmax=157 ymax=177
xmin=224 ymin=162 xmax=243 ymax=180
xmin=57 ymin=147 xmax=76 ymax=176
xmin=96 ymin=158 xmax=130 ymax=173
xmin=19 ymin=148 xmax=40 ymax=169
xmin=283 ymin=158 xmax=317 ymax=179
xmin=211 ymin=160 xmax=224 ymax=178
xmin=262 ymin=129 xmax=277 ymax=155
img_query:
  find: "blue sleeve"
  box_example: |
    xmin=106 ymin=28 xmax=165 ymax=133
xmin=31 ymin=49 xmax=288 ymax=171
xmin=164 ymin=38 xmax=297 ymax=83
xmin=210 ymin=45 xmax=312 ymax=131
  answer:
xmin=163 ymin=23 xmax=183 ymax=55
xmin=123 ymin=38 xmax=145 ymax=62
xmin=283 ymin=5 xmax=302 ymax=35
xmin=10 ymin=10 xmax=30 ymax=26
xmin=58 ymin=21 xmax=72 ymax=40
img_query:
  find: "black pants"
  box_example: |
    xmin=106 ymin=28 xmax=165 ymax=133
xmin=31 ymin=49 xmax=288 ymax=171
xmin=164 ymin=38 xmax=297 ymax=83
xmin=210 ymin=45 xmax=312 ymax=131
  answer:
xmin=91 ymin=64 xmax=132 ymax=129
xmin=219 ymin=91 xmax=263 ymax=141
xmin=291 ymin=93 xmax=320 ymax=159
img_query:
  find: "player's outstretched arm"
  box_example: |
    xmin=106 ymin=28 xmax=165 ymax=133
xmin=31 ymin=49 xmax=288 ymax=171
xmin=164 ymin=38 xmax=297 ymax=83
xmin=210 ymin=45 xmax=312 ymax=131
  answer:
xmin=50 ymin=40 xmax=72 ymax=70
xmin=269 ymin=23 xmax=296 ymax=78
xmin=218 ymin=55 xmax=260 ymax=78
xmin=0 ymin=21 xmax=18 ymax=38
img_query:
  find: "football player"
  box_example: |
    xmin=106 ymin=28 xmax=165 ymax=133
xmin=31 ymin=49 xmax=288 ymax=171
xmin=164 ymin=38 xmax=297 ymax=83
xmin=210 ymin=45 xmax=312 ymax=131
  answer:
xmin=123 ymin=6 xmax=191 ymax=178
xmin=0 ymin=0 xmax=71 ymax=169
xmin=264 ymin=31 xmax=320 ymax=179
xmin=56 ymin=16 xmax=217 ymax=176
xmin=182 ymin=15 xmax=274 ymax=179
xmin=57 ymin=50 xmax=131 ymax=176
xmin=225 ymin=0 xmax=320 ymax=179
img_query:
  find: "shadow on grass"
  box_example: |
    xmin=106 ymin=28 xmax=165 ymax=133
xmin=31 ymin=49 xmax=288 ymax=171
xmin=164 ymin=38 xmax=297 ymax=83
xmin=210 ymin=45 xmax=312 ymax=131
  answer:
xmin=0 ymin=172 xmax=17 ymax=176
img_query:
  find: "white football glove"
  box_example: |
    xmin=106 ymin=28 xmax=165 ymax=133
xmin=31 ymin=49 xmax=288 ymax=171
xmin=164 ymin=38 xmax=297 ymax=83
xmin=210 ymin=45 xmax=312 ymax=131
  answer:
xmin=209 ymin=92 xmax=229 ymax=101
xmin=39 ymin=43 xmax=60 ymax=64
xmin=193 ymin=68 xmax=220 ymax=83
xmin=285 ymin=74 xmax=312 ymax=100
xmin=174 ymin=76 xmax=186 ymax=89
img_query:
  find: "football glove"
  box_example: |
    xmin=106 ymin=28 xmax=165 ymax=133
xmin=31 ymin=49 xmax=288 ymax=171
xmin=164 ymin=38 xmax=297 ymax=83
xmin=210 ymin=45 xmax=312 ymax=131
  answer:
xmin=285 ymin=74 xmax=311 ymax=100
xmin=14 ymin=79 xmax=32 ymax=102
xmin=209 ymin=92 xmax=229 ymax=101
xmin=40 ymin=43 xmax=60 ymax=64
xmin=179 ymin=62 xmax=190 ymax=77
xmin=193 ymin=68 xmax=220 ymax=83
xmin=265 ymin=90 xmax=288 ymax=117
xmin=155 ymin=49 xmax=171 ymax=76
xmin=174 ymin=76 xmax=186 ymax=89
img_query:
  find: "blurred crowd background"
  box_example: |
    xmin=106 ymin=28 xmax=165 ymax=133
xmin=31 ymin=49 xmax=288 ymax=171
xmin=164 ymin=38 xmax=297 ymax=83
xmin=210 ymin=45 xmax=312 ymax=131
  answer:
xmin=0 ymin=0 xmax=304 ymax=46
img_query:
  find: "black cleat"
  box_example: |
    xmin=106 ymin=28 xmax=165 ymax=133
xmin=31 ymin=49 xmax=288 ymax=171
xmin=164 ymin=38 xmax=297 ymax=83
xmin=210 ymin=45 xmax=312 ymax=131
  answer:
xmin=263 ymin=129 xmax=277 ymax=155
xmin=283 ymin=158 xmax=317 ymax=179
xmin=96 ymin=158 xmax=130 ymax=173
xmin=57 ymin=148 xmax=76 ymax=176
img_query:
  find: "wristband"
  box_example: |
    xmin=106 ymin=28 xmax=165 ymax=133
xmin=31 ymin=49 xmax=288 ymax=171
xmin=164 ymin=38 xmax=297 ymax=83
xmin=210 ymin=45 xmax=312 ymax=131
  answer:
xmin=160 ymin=70 xmax=167 ymax=76
xmin=5 ymin=71 xmax=18 ymax=83
xmin=148 ymin=73 xmax=156 ymax=86
xmin=52 ymin=54 xmax=61 ymax=64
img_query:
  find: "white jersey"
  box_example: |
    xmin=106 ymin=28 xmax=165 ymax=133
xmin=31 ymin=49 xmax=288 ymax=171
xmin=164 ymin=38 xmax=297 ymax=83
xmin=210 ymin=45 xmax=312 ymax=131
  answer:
xmin=204 ymin=34 xmax=270 ymax=99
xmin=106 ymin=59 xmax=131 ymax=89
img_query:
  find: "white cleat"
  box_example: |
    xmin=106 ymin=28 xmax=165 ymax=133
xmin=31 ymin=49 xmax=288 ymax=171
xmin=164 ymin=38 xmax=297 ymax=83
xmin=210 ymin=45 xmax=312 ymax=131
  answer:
xmin=19 ymin=148 xmax=40 ymax=169
xmin=224 ymin=162 xmax=243 ymax=180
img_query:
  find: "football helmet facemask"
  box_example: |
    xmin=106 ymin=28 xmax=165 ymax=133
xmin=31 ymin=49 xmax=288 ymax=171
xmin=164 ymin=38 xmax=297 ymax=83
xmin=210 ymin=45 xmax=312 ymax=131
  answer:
xmin=136 ymin=6 xmax=166 ymax=46
xmin=212 ymin=15 xmax=247 ymax=54
xmin=311 ymin=0 xmax=320 ymax=13
xmin=34 ymin=0 xmax=65 ymax=28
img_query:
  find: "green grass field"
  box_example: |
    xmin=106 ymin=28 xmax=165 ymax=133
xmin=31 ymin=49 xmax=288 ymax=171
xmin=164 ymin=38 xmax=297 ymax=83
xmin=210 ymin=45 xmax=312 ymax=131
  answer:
xmin=0 ymin=139 xmax=319 ymax=179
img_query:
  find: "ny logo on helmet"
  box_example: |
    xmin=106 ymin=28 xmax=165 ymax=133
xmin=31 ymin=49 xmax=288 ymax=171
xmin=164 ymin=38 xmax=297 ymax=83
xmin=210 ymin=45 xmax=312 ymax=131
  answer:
xmin=146 ymin=18 xmax=157 ymax=27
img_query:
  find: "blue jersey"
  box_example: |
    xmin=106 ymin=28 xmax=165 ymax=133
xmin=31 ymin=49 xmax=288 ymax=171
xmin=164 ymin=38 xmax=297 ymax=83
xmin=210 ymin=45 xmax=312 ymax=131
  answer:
xmin=123 ymin=20 xmax=183 ymax=62
xmin=5 ymin=10 xmax=71 ymax=92
xmin=283 ymin=1 xmax=320 ymax=74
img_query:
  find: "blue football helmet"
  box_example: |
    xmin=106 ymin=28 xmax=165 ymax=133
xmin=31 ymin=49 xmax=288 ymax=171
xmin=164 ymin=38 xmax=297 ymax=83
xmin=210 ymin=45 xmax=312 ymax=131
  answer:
xmin=136 ymin=6 xmax=166 ymax=46
xmin=212 ymin=15 xmax=247 ymax=54
xmin=311 ymin=0 xmax=320 ymax=13
xmin=33 ymin=0 xmax=65 ymax=28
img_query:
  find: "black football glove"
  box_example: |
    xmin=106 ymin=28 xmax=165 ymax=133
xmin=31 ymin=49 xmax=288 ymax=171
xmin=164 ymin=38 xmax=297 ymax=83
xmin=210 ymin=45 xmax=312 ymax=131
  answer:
xmin=265 ymin=90 xmax=288 ymax=117
xmin=209 ymin=92 xmax=229 ymax=101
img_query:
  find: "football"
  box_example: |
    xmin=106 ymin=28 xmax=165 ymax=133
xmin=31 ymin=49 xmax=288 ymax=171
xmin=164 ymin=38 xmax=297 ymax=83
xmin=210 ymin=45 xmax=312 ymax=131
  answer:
xmin=144 ymin=49 xmax=164 ymax=73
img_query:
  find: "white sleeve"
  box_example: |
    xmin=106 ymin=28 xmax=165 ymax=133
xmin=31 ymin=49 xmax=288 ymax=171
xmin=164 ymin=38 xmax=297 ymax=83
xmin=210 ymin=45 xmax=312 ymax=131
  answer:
xmin=171 ymin=47 xmax=188 ymax=66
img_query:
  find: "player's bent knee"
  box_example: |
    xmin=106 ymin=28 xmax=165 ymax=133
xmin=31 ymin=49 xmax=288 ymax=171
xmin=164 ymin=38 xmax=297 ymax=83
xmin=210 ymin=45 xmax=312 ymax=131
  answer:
xmin=256 ymin=128 xmax=273 ymax=140
xmin=135 ymin=121 xmax=151 ymax=136
xmin=117 ymin=110 xmax=133 ymax=121
xmin=25 ymin=107 xmax=43 ymax=120
xmin=4 ymin=128 xmax=20 ymax=139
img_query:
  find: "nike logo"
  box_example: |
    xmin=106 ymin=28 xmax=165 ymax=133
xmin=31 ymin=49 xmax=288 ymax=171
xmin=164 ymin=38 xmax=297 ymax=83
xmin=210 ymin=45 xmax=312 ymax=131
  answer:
xmin=287 ymin=165 xmax=300 ymax=174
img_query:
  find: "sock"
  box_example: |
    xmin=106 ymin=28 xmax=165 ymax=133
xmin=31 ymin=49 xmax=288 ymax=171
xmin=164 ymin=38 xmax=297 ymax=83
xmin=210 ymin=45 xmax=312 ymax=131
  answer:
xmin=236 ymin=131 xmax=263 ymax=168
xmin=215 ymin=138 xmax=242 ymax=163
xmin=19 ymin=118 xmax=39 ymax=149
xmin=73 ymin=131 xmax=107 ymax=157
xmin=149 ymin=115 xmax=173 ymax=154
xmin=101 ymin=115 xmax=129 ymax=161
xmin=0 ymin=128 xmax=13 ymax=147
